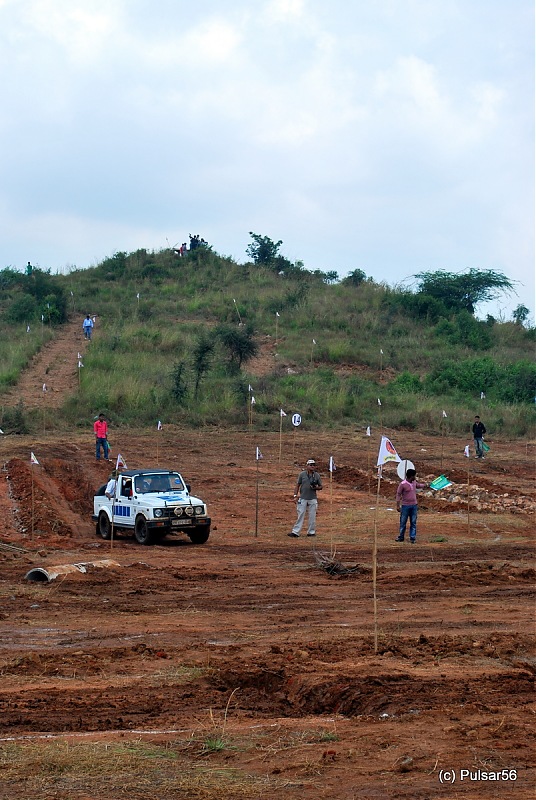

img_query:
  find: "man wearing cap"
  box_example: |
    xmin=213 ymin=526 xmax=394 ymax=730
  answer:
xmin=288 ymin=459 xmax=323 ymax=538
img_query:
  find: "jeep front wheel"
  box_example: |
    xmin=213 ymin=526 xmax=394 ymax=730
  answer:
xmin=134 ymin=515 xmax=154 ymax=545
xmin=98 ymin=512 xmax=112 ymax=540
xmin=188 ymin=527 xmax=210 ymax=545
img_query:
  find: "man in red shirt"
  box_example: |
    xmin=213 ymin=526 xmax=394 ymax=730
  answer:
xmin=395 ymin=468 xmax=428 ymax=543
xmin=93 ymin=413 xmax=109 ymax=461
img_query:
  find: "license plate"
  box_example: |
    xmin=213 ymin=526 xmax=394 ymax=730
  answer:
xmin=171 ymin=519 xmax=192 ymax=526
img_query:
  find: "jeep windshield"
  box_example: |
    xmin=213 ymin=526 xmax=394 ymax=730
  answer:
xmin=134 ymin=473 xmax=185 ymax=494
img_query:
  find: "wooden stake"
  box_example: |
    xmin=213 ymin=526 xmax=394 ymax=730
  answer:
xmin=373 ymin=467 xmax=382 ymax=654
xmin=278 ymin=413 xmax=283 ymax=462
xmin=367 ymin=433 xmax=371 ymax=497
xmin=31 ymin=464 xmax=35 ymax=541
xmin=467 ymin=461 xmax=471 ymax=536
xmin=329 ymin=468 xmax=334 ymax=556
xmin=255 ymin=456 xmax=260 ymax=538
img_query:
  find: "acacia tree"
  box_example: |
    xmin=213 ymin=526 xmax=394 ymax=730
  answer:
xmin=246 ymin=233 xmax=283 ymax=266
xmin=413 ymin=269 xmax=514 ymax=314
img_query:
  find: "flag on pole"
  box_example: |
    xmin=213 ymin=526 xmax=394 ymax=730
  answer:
xmin=380 ymin=348 xmax=383 ymax=355
xmin=377 ymin=398 xmax=382 ymax=406
xmin=430 ymin=475 xmax=453 ymax=491
xmin=248 ymin=384 xmax=253 ymax=392
xmin=136 ymin=293 xmax=140 ymax=300
xmin=78 ymin=360 xmax=84 ymax=368
xmin=70 ymin=290 xmax=74 ymax=296
xmin=251 ymin=396 xmax=256 ymax=405
xmin=41 ymin=314 xmax=44 ymax=321
xmin=464 ymin=445 xmax=470 ymax=458
xmin=116 ymin=453 xmax=127 ymax=470
xmin=256 ymin=447 xmax=263 ymax=460
xmin=77 ymin=352 xmax=82 ymax=359
xmin=42 ymin=383 xmax=47 ymax=392
xmin=442 ymin=410 xmax=448 ymax=418
xmin=480 ymin=391 xmax=486 ymax=400
xmin=0 ymin=429 xmax=4 ymax=434
xmin=92 ymin=315 xmax=96 ymax=323
xmin=26 ymin=325 xmax=30 ymax=333
xmin=276 ymin=312 xmax=280 ymax=317
xmin=366 ymin=426 xmax=371 ymax=436
xmin=30 ymin=452 xmax=39 ymax=465
xmin=312 ymin=338 xmax=317 ymax=344
xmin=329 ymin=456 xmax=336 ymax=472
xmin=280 ymin=409 xmax=287 ymax=417
xmin=157 ymin=420 xmax=163 ymax=430
xmin=376 ymin=436 xmax=401 ymax=467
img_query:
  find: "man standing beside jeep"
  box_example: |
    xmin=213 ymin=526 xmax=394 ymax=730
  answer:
xmin=288 ymin=459 xmax=323 ymax=538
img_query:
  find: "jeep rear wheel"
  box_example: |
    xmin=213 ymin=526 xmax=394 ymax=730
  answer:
xmin=134 ymin=515 xmax=154 ymax=545
xmin=98 ymin=512 xmax=112 ymax=540
xmin=188 ymin=527 xmax=210 ymax=545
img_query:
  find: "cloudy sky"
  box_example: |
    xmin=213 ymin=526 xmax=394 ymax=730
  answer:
xmin=1 ymin=0 xmax=533 ymax=319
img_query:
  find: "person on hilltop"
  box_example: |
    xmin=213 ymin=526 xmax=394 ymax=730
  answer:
xmin=94 ymin=413 xmax=110 ymax=461
xmin=288 ymin=459 xmax=323 ymax=538
xmin=395 ymin=468 xmax=429 ymax=544
xmin=472 ymin=415 xmax=487 ymax=459
xmin=83 ymin=314 xmax=94 ymax=340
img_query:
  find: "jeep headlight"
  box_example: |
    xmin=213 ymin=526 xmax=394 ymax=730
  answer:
xmin=194 ymin=506 xmax=204 ymax=516
xmin=154 ymin=509 xmax=163 ymax=518
xmin=185 ymin=506 xmax=195 ymax=516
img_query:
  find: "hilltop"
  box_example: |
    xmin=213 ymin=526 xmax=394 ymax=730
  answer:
xmin=0 ymin=240 xmax=534 ymax=436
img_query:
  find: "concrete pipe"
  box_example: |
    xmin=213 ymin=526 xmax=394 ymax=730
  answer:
xmin=25 ymin=559 xmax=121 ymax=583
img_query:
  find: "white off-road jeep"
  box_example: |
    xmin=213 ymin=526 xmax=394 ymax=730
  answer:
xmin=93 ymin=469 xmax=211 ymax=545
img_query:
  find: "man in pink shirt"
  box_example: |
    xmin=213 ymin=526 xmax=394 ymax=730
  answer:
xmin=93 ymin=413 xmax=109 ymax=461
xmin=395 ymin=468 xmax=428 ymax=543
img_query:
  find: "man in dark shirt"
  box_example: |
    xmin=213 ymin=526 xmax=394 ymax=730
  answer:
xmin=472 ymin=416 xmax=487 ymax=459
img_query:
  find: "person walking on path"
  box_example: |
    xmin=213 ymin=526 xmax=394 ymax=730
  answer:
xmin=94 ymin=413 xmax=110 ymax=461
xmin=83 ymin=314 xmax=94 ymax=340
xmin=472 ymin=415 xmax=487 ymax=459
xmin=288 ymin=459 xmax=323 ymax=538
xmin=395 ymin=468 xmax=428 ymax=543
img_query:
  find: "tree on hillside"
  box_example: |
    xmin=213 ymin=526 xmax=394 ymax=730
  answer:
xmin=342 ymin=268 xmax=367 ymax=287
xmin=215 ymin=324 xmax=258 ymax=370
xmin=246 ymin=233 xmax=283 ymax=266
xmin=512 ymin=304 xmax=530 ymax=326
xmin=413 ymin=269 xmax=514 ymax=314
xmin=192 ymin=333 xmax=214 ymax=398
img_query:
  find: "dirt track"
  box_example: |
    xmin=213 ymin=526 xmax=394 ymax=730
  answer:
xmin=0 ymin=426 xmax=534 ymax=799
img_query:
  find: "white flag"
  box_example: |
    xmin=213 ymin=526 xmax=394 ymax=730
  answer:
xmin=276 ymin=311 xmax=280 ymax=317
xmin=42 ymin=383 xmax=47 ymax=392
xmin=251 ymin=396 xmax=256 ymax=405
xmin=312 ymin=338 xmax=317 ymax=344
xmin=78 ymin=361 xmax=84 ymax=368
xmin=280 ymin=409 xmax=287 ymax=417
xmin=77 ymin=352 xmax=82 ymax=359
xmin=329 ymin=456 xmax=336 ymax=472
xmin=70 ymin=290 xmax=74 ymax=296
xmin=26 ymin=325 xmax=30 ymax=333
xmin=136 ymin=293 xmax=140 ymax=299
xmin=256 ymin=447 xmax=263 ymax=460
xmin=380 ymin=348 xmax=383 ymax=355
xmin=442 ymin=410 xmax=447 ymax=418
xmin=30 ymin=452 xmax=39 ymax=465
xmin=41 ymin=314 xmax=44 ymax=321
xmin=377 ymin=398 xmax=382 ymax=406
xmin=92 ymin=315 xmax=96 ymax=322
xmin=366 ymin=426 xmax=371 ymax=436
xmin=464 ymin=445 xmax=470 ymax=458
xmin=480 ymin=391 xmax=485 ymax=400
xmin=116 ymin=453 xmax=127 ymax=470
xmin=248 ymin=384 xmax=253 ymax=392
xmin=157 ymin=420 xmax=163 ymax=430
xmin=376 ymin=436 xmax=401 ymax=467
xmin=0 ymin=429 xmax=4 ymax=434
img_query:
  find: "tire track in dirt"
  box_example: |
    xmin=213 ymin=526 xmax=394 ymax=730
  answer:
xmin=2 ymin=317 xmax=91 ymax=409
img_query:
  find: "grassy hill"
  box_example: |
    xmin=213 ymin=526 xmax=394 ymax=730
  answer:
xmin=1 ymin=245 xmax=534 ymax=437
